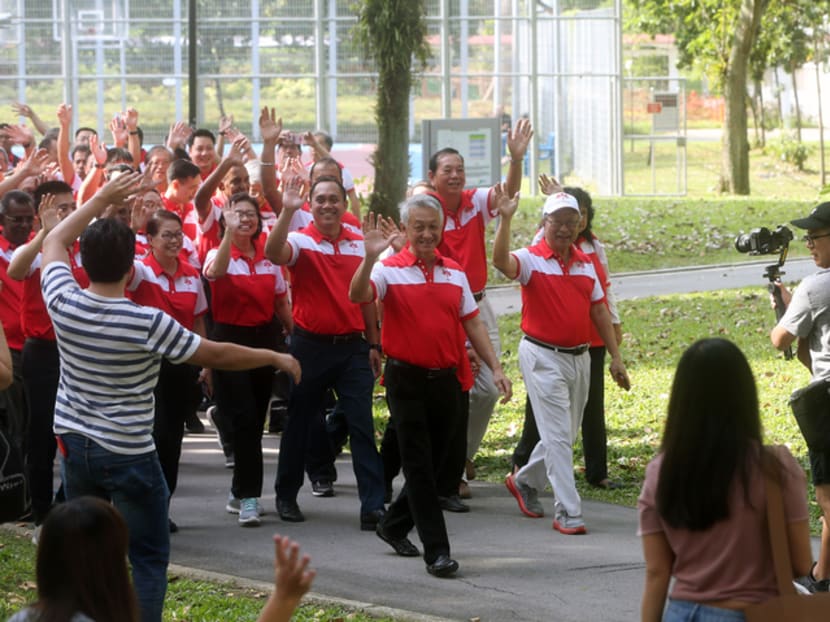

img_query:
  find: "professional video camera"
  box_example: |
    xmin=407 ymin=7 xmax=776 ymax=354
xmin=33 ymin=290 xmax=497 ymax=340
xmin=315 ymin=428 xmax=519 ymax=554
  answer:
xmin=734 ymin=226 xmax=794 ymax=256
xmin=734 ymin=224 xmax=794 ymax=359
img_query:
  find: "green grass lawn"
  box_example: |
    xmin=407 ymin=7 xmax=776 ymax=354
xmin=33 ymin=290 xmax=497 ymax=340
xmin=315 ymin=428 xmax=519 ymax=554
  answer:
xmin=0 ymin=528 xmax=394 ymax=622
xmin=374 ymin=286 xmax=824 ymax=533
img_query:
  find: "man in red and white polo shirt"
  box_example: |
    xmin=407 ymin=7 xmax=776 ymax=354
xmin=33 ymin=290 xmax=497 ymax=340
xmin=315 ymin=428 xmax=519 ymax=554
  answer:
xmin=0 ymin=190 xmax=35 ymax=459
xmin=162 ymin=159 xmax=201 ymax=242
xmin=265 ymin=175 xmax=386 ymax=530
xmin=7 ymin=181 xmax=87 ymax=529
xmin=494 ymin=189 xmax=630 ymax=536
xmin=425 ymin=118 xmax=531 ymax=507
xmin=350 ymin=194 xmax=511 ymax=578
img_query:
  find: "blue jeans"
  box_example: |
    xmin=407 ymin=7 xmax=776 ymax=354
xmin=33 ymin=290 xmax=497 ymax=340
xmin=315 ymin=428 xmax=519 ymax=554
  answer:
xmin=275 ymin=332 xmax=385 ymax=513
xmin=664 ymin=600 xmax=746 ymax=622
xmin=59 ymin=433 xmax=169 ymax=622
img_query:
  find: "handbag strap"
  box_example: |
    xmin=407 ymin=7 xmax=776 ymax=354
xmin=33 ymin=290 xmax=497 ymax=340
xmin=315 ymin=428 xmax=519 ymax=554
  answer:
xmin=762 ymin=455 xmax=798 ymax=597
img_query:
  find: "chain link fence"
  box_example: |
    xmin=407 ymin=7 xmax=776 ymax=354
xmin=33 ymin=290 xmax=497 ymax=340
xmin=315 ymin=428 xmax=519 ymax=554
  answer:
xmin=0 ymin=0 xmax=626 ymax=194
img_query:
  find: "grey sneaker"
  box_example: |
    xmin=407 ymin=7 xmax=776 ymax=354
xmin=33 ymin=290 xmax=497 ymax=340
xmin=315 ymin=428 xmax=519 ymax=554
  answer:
xmin=553 ymin=510 xmax=587 ymax=535
xmin=795 ymin=564 xmax=830 ymax=593
xmin=226 ymin=492 xmax=265 ymax=516
xmin=311 ymin=479 xmax=334 ymax=497
xmin=505 ymin=473 xmax=544 ymax=518
xmin=238 ymin=498 xmax=261 ymax=526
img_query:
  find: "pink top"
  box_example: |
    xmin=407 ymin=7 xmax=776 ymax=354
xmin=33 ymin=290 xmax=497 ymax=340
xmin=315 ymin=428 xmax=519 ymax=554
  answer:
xmin=638 ymin=444 xmax=808 ymax=604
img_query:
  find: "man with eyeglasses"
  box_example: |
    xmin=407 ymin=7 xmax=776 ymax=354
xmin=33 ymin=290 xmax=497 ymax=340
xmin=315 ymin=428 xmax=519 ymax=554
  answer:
xmin=494 ymin=189 xmax=630 ymax=536
xmin=7 ymin=181 xmax=82 ymax=535
xmin=0 ymin=190 xmax=36 ymax=470
xmin=771 ymin=202 xmax=830 ymax=593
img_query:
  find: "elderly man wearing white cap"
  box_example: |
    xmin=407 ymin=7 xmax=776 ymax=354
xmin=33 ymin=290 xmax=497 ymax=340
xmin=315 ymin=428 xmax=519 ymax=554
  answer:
xmin=493 ymin=187 xmax=631 ymax=535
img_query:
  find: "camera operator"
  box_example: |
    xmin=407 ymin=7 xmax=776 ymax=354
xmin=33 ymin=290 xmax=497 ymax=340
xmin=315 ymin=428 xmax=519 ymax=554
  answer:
xmin=770 ymin=201 xmax=830 ymax=593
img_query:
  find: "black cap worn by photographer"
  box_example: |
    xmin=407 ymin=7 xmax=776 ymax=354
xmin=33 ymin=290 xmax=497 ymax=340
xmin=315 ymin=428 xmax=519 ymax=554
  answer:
xmin=791 ymin=202 xmax=830 ymax=230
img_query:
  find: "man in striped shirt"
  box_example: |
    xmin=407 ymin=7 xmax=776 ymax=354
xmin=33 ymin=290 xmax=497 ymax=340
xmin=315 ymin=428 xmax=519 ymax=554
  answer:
xmin=41 ymin=172 xmax=300 ymax=622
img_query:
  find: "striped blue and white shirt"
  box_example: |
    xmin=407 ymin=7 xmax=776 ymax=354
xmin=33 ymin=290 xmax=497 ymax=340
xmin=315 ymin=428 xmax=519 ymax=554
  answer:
xmin=42 ymin=262 xmax=201 ymax=455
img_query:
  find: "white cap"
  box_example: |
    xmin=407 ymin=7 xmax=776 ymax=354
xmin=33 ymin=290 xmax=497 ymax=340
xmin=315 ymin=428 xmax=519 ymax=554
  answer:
xmin=541 ymin=192 xmax=579 ymax=216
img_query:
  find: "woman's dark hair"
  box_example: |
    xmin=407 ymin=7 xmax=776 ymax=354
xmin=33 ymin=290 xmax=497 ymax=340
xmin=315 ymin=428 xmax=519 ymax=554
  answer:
xmin=309 ymin=175 xmax=347 ymax=202
xmin=145 ymin=208 xmax=182 ymax=237
xmin=218 ymin=193 xmax=263 ymax=241
xmin=80 ymin=218 xmax=136 ymax=283
xmin=33 ymin=496 xmax=139 ymax=622
xmin=656 ymin=338 xmax=763 ymax=531
xmin=564 ymin=186 xmax=595 ymax=244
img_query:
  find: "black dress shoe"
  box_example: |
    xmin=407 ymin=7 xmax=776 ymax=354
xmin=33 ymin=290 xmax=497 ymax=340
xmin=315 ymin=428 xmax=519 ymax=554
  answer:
xmin=360 ymin=508 xmax=385 ymax=531
xmin=276 ymin=499 xmax=306 ymax=523
xmin=168 ymin=518 xmax=179 ymax=534
xmin=438 ymin=495 xmax=470 ymax=513
xmin=426 ymin=554 xmax=459 ymax=577
xmin=376 ymin=524 xmax=420 ymax=557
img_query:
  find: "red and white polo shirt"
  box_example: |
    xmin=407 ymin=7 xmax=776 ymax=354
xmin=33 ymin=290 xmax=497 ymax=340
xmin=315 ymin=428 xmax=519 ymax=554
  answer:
xmin=161 ymin=196 xmax=200 ymax=242
xmin=370 ymin=247 xmax=477 ymax=390
xmin=126 ymin=253 xmax=207 ymax=331
xmin=203 ymin=235 xmax=286 ymax=327
xmin=0 ymin=237 xmax=24 ymax=350
xmin=286 ymin=223 xmax=365 ymax=335
xmin=434 ymin=188 xmax=496 ymax=294
xmin=17 ymin=242 xmax=89 ymax=341
xmin=511 ymin=239 xmax=605 ymax=347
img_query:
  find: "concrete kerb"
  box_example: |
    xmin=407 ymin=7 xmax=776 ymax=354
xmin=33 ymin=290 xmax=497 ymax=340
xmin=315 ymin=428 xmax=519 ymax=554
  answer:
xmin=0 ymin=523 xmax=455 ymax=622
xmin=167 ymin=563 xmax=459 ymax=622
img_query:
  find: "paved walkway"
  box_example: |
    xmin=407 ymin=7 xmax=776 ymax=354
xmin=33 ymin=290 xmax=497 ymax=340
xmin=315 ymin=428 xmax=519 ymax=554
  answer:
xmin=9 ymin=258 xmax=818 ymax=621
xmin=166 ymin=257 xmax=822 ymax=621
xmin=169 ymin=438 xmax=645 ymax=622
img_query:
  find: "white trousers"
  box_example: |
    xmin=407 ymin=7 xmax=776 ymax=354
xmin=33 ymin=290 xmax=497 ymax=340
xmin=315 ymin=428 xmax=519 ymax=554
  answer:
xmin=515 ymin=338 xmax=590 ymax=518
xmin=466 ymin=294 xmax=502 ymax=462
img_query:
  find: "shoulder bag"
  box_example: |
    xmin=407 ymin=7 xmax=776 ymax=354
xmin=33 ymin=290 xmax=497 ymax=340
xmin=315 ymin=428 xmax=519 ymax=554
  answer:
xmin=744 ymin=466 xmax=830 ymax=621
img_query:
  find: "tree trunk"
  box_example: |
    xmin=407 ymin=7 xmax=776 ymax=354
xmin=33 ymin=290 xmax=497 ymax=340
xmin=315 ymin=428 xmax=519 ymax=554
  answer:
xmin=750 ymin=79 xmax=761 ymax=148
xmin=720 ymin=0 xmax=767 ymax=195
xmin=791 ymin=60 xmax=802 ymax=142
xmin=369 ymin=67 xmax=412 ymax=220
xmin=774 ymin=68 xmax=784 ymax=127
xmin=759 ymin=81 xmax=766 ymax=147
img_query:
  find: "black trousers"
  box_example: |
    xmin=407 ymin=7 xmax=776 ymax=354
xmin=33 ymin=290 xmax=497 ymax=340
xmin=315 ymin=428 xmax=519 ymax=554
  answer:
xmin=0 ymin=348 xmax=26 ymax=460
xmin=212 ymin=321 xmax=279 ymax=500
xmin=513 ymin=346 xmax=608 ymax=485
xmin=381 ymin=362 xmax=467 ymax=564
xmin=153 ymin=359 xmax=201 ymax=497
xmin=22 ymin=338 xmax=61 ymax=524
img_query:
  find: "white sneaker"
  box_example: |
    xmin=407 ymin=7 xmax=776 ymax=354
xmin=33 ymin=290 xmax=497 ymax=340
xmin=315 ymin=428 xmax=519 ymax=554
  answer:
xmin=31 ymin=525 xmax=41 ymax=545
xmin=238 ymin=498 xmax=261 ymax=526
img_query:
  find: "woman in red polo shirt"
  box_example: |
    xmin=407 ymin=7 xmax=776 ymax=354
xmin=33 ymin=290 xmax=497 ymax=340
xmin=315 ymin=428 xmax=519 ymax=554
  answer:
xmin=126 ymin=209 xmax=208 ymax=533
xmin=203 ymin=192 xmax=292 ymax=527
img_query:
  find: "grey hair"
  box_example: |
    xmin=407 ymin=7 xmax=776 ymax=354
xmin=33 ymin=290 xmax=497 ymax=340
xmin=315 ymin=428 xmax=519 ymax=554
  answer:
xmin=399 ymin=194 xmax=443 ymax=227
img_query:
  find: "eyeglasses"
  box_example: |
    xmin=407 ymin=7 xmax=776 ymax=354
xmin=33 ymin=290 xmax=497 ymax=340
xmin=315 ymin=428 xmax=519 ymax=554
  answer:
xmin=158 ymin=231 xmax=183 ymax=241
xmin=4 ymin=215 xmax=34 ymax=225
xmin=234 ymin=211 xmax=258 ymax=220
xmin=545 ymin=216 xmax=581 ymax=230
xmin=803 ymin=232 xmax=830 ymax=246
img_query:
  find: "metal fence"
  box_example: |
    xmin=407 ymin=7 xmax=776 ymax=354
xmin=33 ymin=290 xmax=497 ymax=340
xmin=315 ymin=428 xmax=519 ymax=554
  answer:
xmin=0 ymin=0 xmax=626 ymax=194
